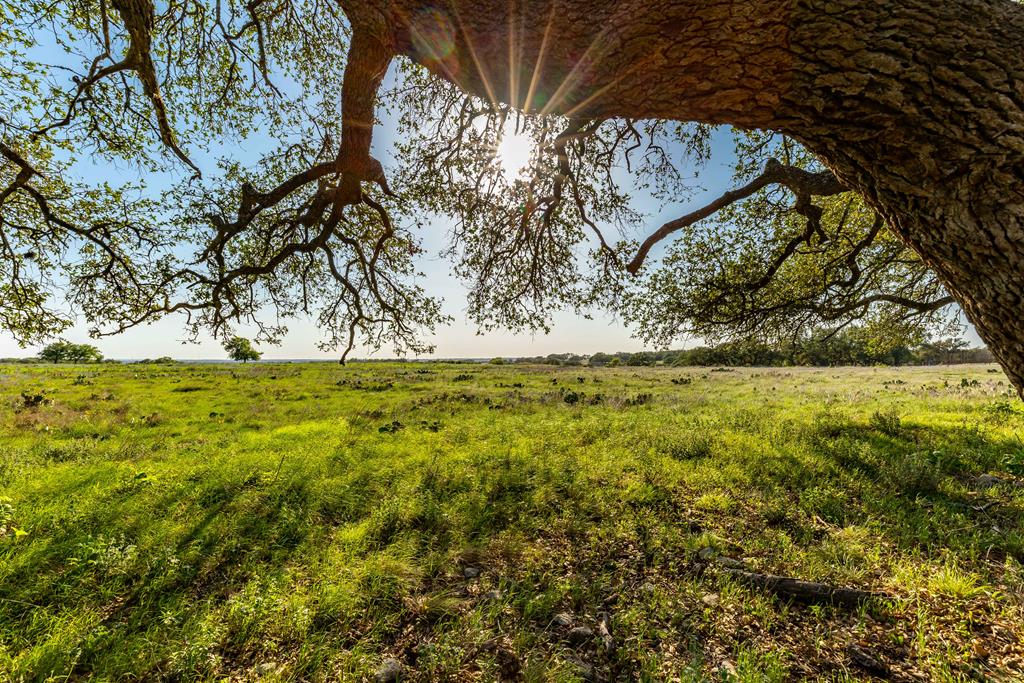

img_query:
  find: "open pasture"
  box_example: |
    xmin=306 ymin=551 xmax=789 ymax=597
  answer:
xmin=1 ymin=362 xmax=1023 ymax=681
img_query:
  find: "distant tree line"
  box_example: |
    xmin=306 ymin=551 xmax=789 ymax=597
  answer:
xmin=513 ymin=333 xmax=992 ymax=368
xmin=4 ymin=331 xmax=990 ymax=368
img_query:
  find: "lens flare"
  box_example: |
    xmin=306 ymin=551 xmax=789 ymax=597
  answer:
xmin=410 ymin=8 xmax=456 ymax=62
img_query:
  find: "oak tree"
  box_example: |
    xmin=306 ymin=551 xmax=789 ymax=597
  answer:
xmin=37 ymin=341 xmax=75 ymax=364
xmin=1 ymin=0 xmax=1021 ymax=395
xmin=223 ymin=336 xmax=262 ymax=363
xmin=37 ymin=340 xmax=102 ymax=363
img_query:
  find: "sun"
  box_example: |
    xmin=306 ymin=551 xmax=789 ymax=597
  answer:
xmin=495 ymin=128 xmax=535 ymax=179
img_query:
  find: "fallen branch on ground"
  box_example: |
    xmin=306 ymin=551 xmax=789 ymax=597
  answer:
xmin=720 ymin=568 xmax=888 ymax=606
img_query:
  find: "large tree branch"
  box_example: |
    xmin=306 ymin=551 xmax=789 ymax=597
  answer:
xmin=336 ymin=26 xmax=395 ymax=200
xmin=626 ymin=159 xmax=847 ymax=274
xmin=111 ymin=0 xmax=200 ymax=174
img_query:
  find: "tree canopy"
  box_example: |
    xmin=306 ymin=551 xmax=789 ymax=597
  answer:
xmin=37 ymin=340 xmax=103 ymax=363
xmin=223 ymin=336 xmax=261 ymax=363
xmin=2 ymin=0 xmax=1019 ymax=390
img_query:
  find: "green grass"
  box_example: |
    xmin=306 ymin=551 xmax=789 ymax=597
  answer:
xmin=1 ymin=362 xmax=1023 ymax=681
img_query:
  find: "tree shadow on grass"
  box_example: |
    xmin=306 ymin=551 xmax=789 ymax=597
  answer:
xmin=0 ymin=465 xmax=334 ymax=675
xmin=4 ymin=403 xmax=1022 ymax=681
xmin=739 ymin=416 xmax=1024 ymax=561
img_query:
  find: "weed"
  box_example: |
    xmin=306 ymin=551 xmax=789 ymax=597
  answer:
xmin=882 ymin=450 xmax=942 ymax=495
xmin=1001 ymin=447 xmax=1024 ymax=476
xmin=870 ymin=408 xmax=903 ymax=437
xmin=985 ymin=400 xmax=1018 ymax=424
xmin=17 ymin=391 xmax=49 ymax=410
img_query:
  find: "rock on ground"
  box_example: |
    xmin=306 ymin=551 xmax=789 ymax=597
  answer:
xmin=567 ymin=626 xmax=594 ymax=646
xmin=374 ymin=658 xmax=403 ymax=682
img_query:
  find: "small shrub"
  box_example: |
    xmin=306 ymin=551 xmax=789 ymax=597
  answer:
xmin=799 ymin=485 xmax=850 ymax=524
xmin=378 ymin=420 xmax=404 ymax=433
xmin=68 ymin=535 xmax=138 ymax=577
xmin=18 ymin=391 xmax=50 ymax=410
xmin=869 ymin=408 xmax=902 ymax=437
xmin=985 ymin=400 xmax=1018 ymax=424
xmin=419 ymin=419 xmax=442 ymax=432
xmin=882 ymin=450 xmax=942 ymax=496
xmin=0 ymin=498 xmax=27 ymax=539
xmin=1001 ymin=449 xmax=1024 ymax=476
xmin=808 ymin=405 xmax=851 ymax=440
xmin=695 ymin=491 xmax=734 ymax=513
xmin=356 ymin=382 xmax=393 ymax=392
xmin=42 ymin=443 xmax=88 ymax=462
xmin=761 ymin=498 xmax=793 ymax=528
xmin=659 ymin=432 xmax=714 ymax=460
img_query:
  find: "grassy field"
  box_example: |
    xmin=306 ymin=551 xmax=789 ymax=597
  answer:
xmin=1 ymin=361 xmax=1023 ymax=682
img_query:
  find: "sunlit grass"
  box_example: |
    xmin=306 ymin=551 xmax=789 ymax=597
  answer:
xmin=1 ymin=362 xmax=1022 ymax=680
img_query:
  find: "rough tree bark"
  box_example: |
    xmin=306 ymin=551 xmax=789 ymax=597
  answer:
xmin=335 ymin=0 xmax=1024 ymax=395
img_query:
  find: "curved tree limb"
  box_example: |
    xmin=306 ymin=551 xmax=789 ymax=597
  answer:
xmin=626 ymin=159 xmax=847 ymax=274
xmin=112 ymin=0 xmax=200 ymax=175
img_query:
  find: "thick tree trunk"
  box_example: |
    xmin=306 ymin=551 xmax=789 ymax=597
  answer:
xmin=338 ymin=0 xmax=1024 ymax=395
xmin=780 ymin=0 xmax=1024 ymax=395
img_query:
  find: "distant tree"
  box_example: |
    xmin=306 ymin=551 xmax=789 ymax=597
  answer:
xmin=489 ymin=357 xmax=505 ymax=365
xmin=38 ymin=340 xmax=73 ymax=363
xmin=917 ymin=337 xmax=970 ymax=366
xmin=625 ymin=354 xmax=652 ymax=367
xmin=223 ymin=337 xmax=261 ymax=363
xmin=66 ymin=343 xmax=103 ymax=363
xmin=38 ymin=341 xmax=102 ymax=363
